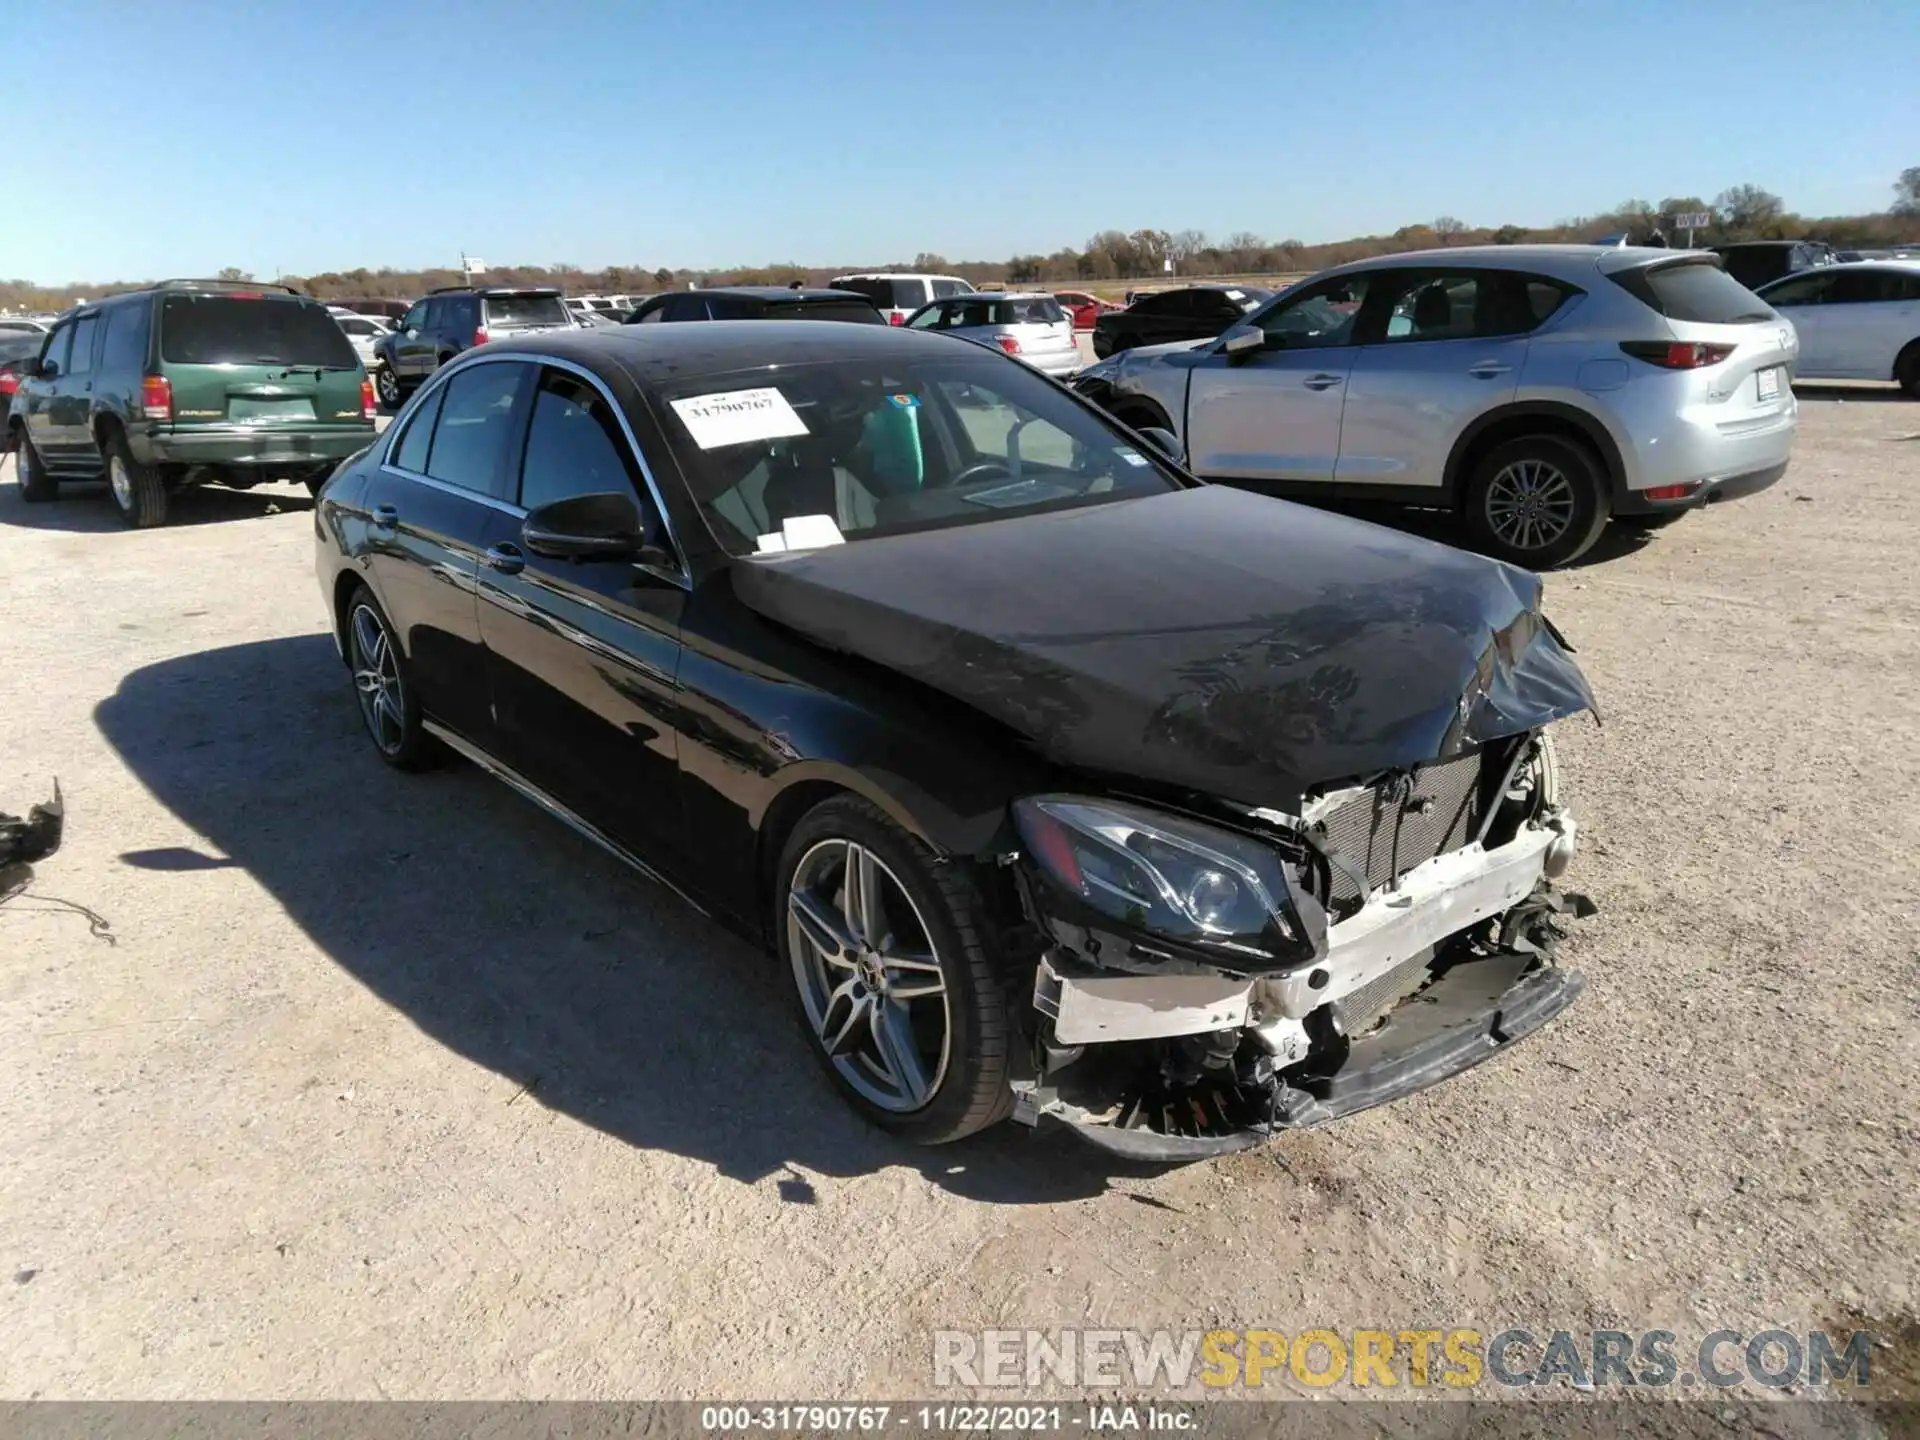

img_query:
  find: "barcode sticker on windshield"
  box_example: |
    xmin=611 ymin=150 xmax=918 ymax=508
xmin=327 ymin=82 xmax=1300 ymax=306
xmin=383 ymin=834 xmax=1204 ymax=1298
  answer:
xmin=670 ymin=387 xmax=809 ymax=450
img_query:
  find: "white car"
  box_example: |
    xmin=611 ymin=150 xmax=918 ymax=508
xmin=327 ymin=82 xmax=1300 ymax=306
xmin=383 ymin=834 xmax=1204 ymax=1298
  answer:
xmin=1758 ymin=261 xmax=1920 ymax=396
xmin=331 ymin=312 xmax=392 ymax=369
xmin=828 ymin=272 xmax=976 ymax=325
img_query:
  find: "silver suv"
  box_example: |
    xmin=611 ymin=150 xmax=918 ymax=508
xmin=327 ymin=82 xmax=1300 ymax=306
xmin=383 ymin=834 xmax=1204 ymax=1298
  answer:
xmin=1071 ymin=245 xmax=1800 ymax=568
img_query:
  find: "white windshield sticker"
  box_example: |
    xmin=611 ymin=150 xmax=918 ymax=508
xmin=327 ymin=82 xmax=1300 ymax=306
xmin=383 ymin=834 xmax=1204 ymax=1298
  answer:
xmin=669 ymin=386 xmax=809 ymax=450
xmin=1225 ymin=289 xmax=1245 ymax=301
xmin=1116 ymin=448 xmax=1149 ymax=467
xmin=780 ymin=514 xmax=845 ymax=550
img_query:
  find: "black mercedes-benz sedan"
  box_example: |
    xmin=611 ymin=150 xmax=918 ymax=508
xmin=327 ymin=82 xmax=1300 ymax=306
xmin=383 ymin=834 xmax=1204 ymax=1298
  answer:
xmin=313 ymin=321 xmax=1596 ymax=1160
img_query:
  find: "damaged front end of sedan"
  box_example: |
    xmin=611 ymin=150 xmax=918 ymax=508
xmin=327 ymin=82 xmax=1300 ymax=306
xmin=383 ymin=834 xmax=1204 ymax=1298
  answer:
xmin=1002 ymin=684 xmax=1593 ymax=1161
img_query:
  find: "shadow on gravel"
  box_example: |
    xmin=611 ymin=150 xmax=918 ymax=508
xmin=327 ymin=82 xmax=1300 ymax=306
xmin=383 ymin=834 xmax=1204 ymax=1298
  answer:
xmin=95 ymin=635 xmax=1142 ymax=1205
xmin=0 ymin=476 xmax=313 ymax=532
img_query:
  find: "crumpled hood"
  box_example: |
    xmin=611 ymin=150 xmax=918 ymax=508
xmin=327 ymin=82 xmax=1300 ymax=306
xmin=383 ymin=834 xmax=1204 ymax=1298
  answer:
xmin=731 ymin=486 xmax=1596 ymax=805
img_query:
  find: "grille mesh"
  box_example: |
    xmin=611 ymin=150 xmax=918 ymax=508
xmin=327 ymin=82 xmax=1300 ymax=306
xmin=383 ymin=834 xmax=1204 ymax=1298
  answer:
xmin=1318 ymin=750 xmax=1487 ymax=909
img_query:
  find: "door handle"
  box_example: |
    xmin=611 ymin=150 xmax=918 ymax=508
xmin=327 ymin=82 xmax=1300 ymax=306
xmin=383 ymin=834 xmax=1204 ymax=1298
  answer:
xmin=371 ymin=503 xmax=398 ymax=531
xmin=1303 ymin=373 xmax=1344 ymax=390
xmin=483 ymin=543 xmax=525 ymax=575
xmin=1468 ymin=361 xmax=1512 ymax=378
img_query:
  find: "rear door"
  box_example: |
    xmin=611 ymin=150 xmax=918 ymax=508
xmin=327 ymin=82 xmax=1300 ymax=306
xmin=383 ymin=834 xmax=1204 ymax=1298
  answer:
xmin=1183 ymin=272 xmax=1374 ymax=484
xmin=44 ymin=311 xmax=101 ymax=467
xmin=1818 ymin=268 xmax=1920 ymax=378
xmin=1759 ymin=270 xmax=1836 ymax=371
xmin=156 ymin=294 xmax=365 ymax=434
xmin=477 ymin=363 xmax=686 ymax=864
xmin=362 ymin=358 xmax=533 ymax=747
xmin=1335 ymin=269 xmax=1530 ymax=490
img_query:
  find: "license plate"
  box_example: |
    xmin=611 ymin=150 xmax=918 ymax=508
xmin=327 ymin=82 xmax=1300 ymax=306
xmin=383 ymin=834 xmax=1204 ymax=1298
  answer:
xmin=1756 ymin=367 xmax=1781 ymax=402
xmin=228 ymin=397 xmax=315 ymax=422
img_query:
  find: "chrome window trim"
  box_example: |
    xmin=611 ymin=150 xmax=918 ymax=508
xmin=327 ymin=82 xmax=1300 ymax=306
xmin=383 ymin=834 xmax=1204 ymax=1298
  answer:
xmin=378 ymin=350 xmax=689 ymax=585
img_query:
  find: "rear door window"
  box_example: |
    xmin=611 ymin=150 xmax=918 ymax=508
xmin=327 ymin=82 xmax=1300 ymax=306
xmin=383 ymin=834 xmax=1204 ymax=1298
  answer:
xmin=422 ymin=361 xmax=530 ymax=498
xmin=1826 ymin=270 xmax=1906 ymax=304
xmin=391 ymin=382 xmax=447 ymax=472
xmin=159 ymin=297 xmax=360 ymax=366
xmin=1612 ymin=261 xmax=1774 ymax=324
xmin=65 ymin=316 xmax=99 ymax=375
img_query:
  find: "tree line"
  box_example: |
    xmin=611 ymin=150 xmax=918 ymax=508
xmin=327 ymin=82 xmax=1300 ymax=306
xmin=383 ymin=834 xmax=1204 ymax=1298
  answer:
xmin=6 ymin=171 xmax=1918 ymax=314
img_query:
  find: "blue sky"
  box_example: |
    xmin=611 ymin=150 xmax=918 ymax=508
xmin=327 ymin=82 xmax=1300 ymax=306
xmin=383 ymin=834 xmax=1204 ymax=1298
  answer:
xmin=13 ymin=0 xmax=1917 ymax=283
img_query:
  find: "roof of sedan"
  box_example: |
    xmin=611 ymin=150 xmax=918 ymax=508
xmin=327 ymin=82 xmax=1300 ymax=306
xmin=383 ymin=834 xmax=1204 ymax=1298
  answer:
xmin=476 ymin=318 xmax=970 ymax=382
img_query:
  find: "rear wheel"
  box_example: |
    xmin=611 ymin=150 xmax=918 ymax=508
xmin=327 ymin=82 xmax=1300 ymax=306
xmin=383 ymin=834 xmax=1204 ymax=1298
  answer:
xmin=1896 ymin=341 xmax=1920 ymax=399
xmin=776 ymin=795 xmax=1013 ymax=1145
xmin=104 ymin=429 xmax=167 ymax=528
xmin=14 ymin=430 xmax=56 ymax=502
xmin=343 ymin=584 xmax=438 ymax=771
xmin=1463 ymin=434 xmax=1608 ymax=569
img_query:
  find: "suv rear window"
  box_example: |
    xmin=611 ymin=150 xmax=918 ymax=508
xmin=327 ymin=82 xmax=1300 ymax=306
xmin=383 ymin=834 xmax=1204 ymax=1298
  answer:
xmin=483 ymin=293 xmax=569 ymax=328
xmin=1611 ymin=260 xmax=1773 ymax=324
xmin=834 ymin=277 xmax=923 ymax=308
xmin=159 ymin=297 xmax=359 ymax=366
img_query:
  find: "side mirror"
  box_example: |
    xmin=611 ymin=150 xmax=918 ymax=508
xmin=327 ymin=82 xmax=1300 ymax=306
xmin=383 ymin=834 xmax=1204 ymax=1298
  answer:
xmin=35 ymin=358 xmax=57 ymax=379
xmin=1220 ymin=325 xmax=1264 ymax=362
xmin=522 ymin=491 xmax=648 ymax=561
xmin=1137 ymin=426 xmax=1184 ymax=464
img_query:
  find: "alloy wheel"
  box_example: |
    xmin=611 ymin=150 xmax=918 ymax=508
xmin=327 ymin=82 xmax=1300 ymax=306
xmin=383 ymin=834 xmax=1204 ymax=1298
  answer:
xmin=108 ymin=454 xmax=132 ymax=510
xmin=787 ymin=838 xmax=951 ymax=1113
xmin=348 ymin=602 xmax=406 ymax=755
xmin=1484 ymin=458 xmax=1577 ymax=553
xmin=376 ymin=367 xmax=401 ymax=407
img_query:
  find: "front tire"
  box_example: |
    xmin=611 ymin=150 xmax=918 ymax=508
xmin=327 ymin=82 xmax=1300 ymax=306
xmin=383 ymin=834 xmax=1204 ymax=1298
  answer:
xmin=374 ymin=364 xmax=404 ymax=409
xmin=14 ymin=430 xmax=56 ymax=502
xmin=104 ymin=429 xmax=167 ymax=528
xmin=1463 ymin=435 xmax=1608 ymax=569
xmin=343 ymin=585 xmax=439 ymax=771
xmin=776 ymin=795 xmax=1014 ymax=1144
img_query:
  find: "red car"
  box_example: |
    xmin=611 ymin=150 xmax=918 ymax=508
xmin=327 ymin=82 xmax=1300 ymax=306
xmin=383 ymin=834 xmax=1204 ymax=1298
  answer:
xmin=1052 ymin=290 xmax=1119 ymax=331
xmin=0 ymin=333 xmax=41 ymax=448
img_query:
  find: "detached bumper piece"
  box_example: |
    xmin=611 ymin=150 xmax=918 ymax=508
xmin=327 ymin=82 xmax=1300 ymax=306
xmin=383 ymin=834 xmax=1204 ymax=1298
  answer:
xmin=1018 ymin=948 xmax=1584 ymax=1162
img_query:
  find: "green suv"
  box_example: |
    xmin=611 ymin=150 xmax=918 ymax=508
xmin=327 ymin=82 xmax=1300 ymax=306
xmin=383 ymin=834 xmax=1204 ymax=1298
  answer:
xmin=8 ymin=279 xmax=376 ymax=527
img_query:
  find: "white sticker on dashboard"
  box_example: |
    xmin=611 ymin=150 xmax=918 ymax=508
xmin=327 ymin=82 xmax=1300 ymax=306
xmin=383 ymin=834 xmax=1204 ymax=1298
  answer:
xmin=670 ymin=387 xmax=809 ymax=450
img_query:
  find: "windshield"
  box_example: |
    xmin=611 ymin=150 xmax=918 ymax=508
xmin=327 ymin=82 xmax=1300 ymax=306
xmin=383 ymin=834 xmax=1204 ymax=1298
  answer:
xmin=159 ymin=296 xmax=359 ymax=367
xmin=654 ymin=352 xmax=1184 ymax=555
xmin=484 ymin=293 xmax=569 ymax=327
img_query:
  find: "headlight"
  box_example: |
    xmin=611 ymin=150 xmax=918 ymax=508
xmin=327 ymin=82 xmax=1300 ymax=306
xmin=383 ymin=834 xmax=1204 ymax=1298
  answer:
xmin=1013 ymin=795 xmax=1324 ymax=968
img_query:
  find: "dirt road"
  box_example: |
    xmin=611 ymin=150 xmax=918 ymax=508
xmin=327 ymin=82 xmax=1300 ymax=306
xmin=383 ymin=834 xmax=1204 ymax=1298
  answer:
xmin=1 ymin=387 xmax=1914 ymax=1400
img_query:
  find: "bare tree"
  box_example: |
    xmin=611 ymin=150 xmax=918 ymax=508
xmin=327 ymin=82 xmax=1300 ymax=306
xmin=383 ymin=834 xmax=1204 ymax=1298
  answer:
xmin=1432 ymin=216 xmax=1466 ymax=245
xmin=1714 ymin=184 xmax=1785 ymax=237
xmin=1896 ymin=166 xmax=1920 ymax=216
xmin=216 ymin=265 xmax=253 ymax=282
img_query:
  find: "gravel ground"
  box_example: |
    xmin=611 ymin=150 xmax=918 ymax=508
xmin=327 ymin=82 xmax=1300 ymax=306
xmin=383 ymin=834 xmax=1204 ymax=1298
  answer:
xmin=0 ymin=385 xmax=1915 ymax=1403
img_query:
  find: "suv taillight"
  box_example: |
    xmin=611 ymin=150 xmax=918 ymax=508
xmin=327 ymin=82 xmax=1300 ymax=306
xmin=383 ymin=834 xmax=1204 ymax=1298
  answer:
xmin=888 ymin=313 xmax=905 ymax=325
xmin=473 ymin=328 xmax=490 ymax=347
xmin=0 ymin=370 xmax=17 ymax=396
xmin=360 ymin=379 xmax=377 ymax=420
xmin=141 ymin=375 xmax=173 ymax=420
xmin=1619 ymin=341 xmax=1735 ymax=370
xmin=996 ymin=336 xmax=1022 ymax=355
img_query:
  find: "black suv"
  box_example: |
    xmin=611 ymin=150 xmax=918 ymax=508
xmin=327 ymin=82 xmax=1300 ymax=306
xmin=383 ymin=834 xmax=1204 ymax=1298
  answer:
xmin=1710 ymin=241 xmax=1836 ymax=290
xmin=371 ymin=286 xmax=572 ymax=407
xmin=623 ymin=287 xmax=884 ymax=324
xmin=7 ymin=280 xmax=374 ymax=527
